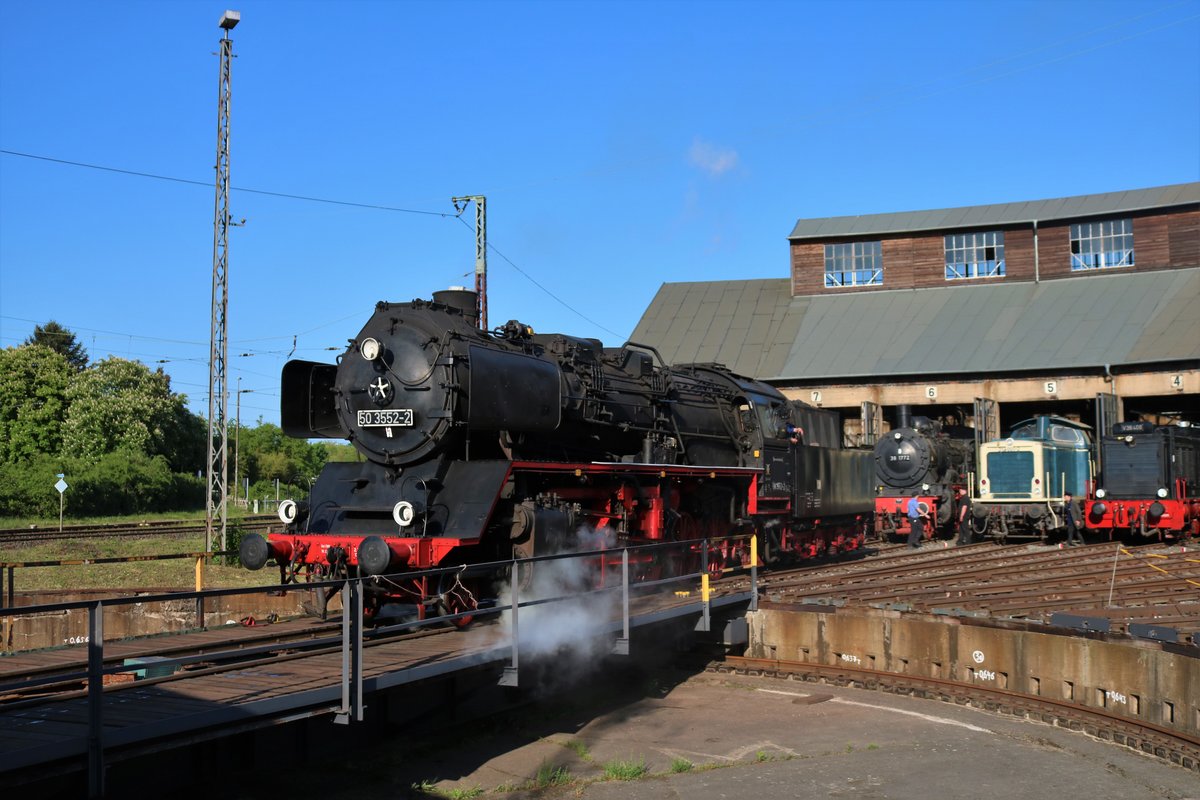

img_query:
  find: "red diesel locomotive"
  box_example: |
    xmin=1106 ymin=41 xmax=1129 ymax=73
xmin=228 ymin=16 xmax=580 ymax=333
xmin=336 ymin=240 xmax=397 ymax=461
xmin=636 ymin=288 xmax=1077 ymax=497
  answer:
xmin=1086 ymin=421 xmax=1200 ymax=540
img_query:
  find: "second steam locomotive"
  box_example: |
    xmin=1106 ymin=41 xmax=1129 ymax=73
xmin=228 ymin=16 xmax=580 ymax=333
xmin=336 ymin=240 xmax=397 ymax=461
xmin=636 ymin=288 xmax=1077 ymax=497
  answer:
xmin=873 ymin=407 xmax=975 ymax=541
xmin=241 ymin=289 xmax=874 ymax=618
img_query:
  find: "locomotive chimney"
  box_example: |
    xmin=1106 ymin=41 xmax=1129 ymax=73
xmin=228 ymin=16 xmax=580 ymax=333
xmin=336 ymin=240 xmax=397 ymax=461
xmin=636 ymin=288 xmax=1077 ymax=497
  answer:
xmin=433 ymin=287 xmax=479 ymax=326
xmin=896 ymin=404 xmax=913 ymax=430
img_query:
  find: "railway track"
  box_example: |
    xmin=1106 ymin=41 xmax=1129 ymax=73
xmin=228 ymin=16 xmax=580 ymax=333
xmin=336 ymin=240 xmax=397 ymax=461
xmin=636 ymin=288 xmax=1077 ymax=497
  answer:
xmin=0 ymin=516 xmax=276 ymax=546
xmin=711 ymin=654 xmax=1200 ymax=772
xmin=757 ymin=539 xmax=1200 ymax=640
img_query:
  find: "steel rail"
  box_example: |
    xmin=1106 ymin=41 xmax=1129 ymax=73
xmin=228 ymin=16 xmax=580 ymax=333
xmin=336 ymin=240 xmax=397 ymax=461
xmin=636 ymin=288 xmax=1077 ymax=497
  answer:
xmin=0 ymin=516 xmax=276 ymax=545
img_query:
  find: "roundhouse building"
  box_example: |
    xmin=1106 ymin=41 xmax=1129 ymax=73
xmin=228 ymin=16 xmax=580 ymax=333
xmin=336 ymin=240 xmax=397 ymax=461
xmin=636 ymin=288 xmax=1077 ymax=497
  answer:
xmin=631 ymin=182 xmax=1200 ymax=444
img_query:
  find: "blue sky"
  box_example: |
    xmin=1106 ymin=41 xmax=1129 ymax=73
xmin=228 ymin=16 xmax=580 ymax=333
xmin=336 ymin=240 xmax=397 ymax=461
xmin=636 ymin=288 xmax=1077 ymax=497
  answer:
xmin=2 ymin=0 xmax=1198 ymax=426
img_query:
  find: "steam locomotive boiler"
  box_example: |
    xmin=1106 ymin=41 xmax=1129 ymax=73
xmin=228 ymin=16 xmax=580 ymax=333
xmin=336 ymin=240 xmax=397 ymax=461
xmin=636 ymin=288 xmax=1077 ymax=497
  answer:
xmin=240 ymin=289 xmax=874 ymax=619
xmin=873 ymin=408 xmax=975 ymax=540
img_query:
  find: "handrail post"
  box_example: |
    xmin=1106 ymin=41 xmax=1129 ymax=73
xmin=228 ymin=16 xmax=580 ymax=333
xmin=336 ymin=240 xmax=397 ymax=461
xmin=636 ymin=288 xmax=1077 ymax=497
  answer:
xmin=351 ymin=579 xmax=363 ymax=721
xmin=613 ymin=548 xmax=630 ymax=655
xmin=335 ymin=580 xmax=351 ymax=724
xmin=195 ymin=556 xmax=206 ymax=628
xmin=87 ymin=601 xmax=105 ymax=799
xmin=1 ymin=565 xmax=6 ymax=654
xmin=500 ymin=561 xmax=519 ymax=686
xmin=750 ymin=535 xmax=759 ymax=612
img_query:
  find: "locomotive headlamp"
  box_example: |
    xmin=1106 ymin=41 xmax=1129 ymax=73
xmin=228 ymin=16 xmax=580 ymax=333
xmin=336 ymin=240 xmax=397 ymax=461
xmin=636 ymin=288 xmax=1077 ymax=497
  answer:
xmin=360 ymin=337 xmax=382 ymax=361
xmin=1095 ymin=488 xmax=1107 ymax=499
xmin=1125 ymin=435 xmax=1134 ymax=444
xmin=393 ymin=500 xmax=417 ymax=527
xmin=921 ymin=483 xmax=930 ymax=492
xmin=1157 ymin=487 xmax=1168 ymax=498
xmin=278 ymin=499 xmax=298 ymax=524
xmin=894 ymin=432 xmax=902 ymax=440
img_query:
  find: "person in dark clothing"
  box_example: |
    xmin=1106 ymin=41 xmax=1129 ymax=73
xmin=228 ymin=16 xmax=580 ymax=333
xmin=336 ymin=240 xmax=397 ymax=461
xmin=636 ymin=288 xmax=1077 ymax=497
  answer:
xmin=906 ymin=492 xmax=924 ymax=548
xmin=1063 ymin=492 xmax=1084 ymax=546
xmin=955 ymin=487 xmax=974 ymax=545
xmin=785 ymin=422 xmax=805 ymax=445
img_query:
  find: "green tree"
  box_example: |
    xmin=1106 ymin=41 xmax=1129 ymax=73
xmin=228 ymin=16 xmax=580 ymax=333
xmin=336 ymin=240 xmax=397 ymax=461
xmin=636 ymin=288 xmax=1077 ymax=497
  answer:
xmin=60 ymin=357 xmax=205 ymax=470
xmin=23 ymin=320 xmax=88 ymax=371
xmin=237 ymin=422 xmax=327 ymax=487
xmin=0 ymin=344 xmax=72 ymax=463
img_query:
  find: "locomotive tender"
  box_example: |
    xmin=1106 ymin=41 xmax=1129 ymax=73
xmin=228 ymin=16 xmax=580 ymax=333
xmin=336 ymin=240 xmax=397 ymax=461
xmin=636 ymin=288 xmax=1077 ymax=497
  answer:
xmin=241 ymin=289 xmax=874 ymax=618
xmin=873 ymin=407 xmax=975 ymax=541
xmin=1087 ymin=421 xmax=1200 ymax=540
xmin=974 ymin=416 xmax=1093 ymax=542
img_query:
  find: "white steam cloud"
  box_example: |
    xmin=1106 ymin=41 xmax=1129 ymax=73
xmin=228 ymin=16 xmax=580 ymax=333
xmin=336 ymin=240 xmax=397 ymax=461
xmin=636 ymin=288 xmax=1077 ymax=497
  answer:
xmin=498 ymin=525 xmax=620 ymax=667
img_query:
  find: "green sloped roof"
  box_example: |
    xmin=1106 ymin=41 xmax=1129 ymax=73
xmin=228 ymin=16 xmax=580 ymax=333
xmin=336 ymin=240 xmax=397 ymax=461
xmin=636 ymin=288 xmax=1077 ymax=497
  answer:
xmin=629 ymin=269 xmax=1200 ymax=379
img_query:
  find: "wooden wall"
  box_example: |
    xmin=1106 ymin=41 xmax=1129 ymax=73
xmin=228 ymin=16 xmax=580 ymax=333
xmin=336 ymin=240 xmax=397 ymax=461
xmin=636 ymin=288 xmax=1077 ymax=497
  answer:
xmin=789 ymin=207 xmax=1199 ymax=296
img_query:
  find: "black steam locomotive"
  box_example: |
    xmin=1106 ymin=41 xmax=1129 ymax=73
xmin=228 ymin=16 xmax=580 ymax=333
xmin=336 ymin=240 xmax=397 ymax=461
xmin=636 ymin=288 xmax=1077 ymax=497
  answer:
xmin=873 ymin=408 xmax=975 ymax=540
xmin=240 ymin=289 xmax=874 ymax=619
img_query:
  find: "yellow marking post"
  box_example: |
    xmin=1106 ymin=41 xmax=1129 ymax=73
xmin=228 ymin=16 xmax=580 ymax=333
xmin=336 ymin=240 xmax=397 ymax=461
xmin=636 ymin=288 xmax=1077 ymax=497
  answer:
xmin=195 ymin=556 xmax=205 ymax=592
xmin=751 ymin=534 xmax=758 ymax=567
xmin=702 ymin=573 xmax=710 ymax=602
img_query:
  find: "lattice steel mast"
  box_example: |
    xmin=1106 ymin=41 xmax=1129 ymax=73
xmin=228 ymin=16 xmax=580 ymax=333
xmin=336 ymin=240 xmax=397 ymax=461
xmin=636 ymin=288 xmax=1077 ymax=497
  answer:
xmin=206 ymin=10 xmax=240 ymax=553
xmin=452 ymin=195 xmax=487 ymax=330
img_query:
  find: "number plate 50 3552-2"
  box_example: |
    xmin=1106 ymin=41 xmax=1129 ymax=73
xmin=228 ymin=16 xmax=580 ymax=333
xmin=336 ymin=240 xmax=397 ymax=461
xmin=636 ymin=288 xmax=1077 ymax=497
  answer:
xmin=357 ymin=409 xmax=413 ymax=427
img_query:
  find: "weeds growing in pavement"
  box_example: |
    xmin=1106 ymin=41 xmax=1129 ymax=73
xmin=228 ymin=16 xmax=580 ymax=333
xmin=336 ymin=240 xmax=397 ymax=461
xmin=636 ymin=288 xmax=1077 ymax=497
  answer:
xmin=602 ymin=757 xmax=648 ymax=781
xmin=532 ymin=762 xmax=572 ymax=789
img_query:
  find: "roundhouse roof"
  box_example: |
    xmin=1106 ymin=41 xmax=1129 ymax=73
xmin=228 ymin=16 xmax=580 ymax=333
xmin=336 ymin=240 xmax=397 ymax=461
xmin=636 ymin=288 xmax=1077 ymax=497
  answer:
xmin=630 ymin=268 xmax=1200 ymax=382
xmin=787 ymin=182 xmax=1200 ymax=241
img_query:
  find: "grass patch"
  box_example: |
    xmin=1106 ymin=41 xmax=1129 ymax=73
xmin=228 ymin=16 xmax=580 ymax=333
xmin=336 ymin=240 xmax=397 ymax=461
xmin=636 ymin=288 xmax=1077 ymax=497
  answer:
xmin=755 ymin=750 xmax=772 ymax=762
xmin=2 ymin=535 xmax=279 ymax=592
xmin=669 ymin=758 xmax=694 ymax=773
xmin=601 ymin=757 xmax=648 ymax=781
xmin=532 ymin=762 xmax=572 ymax=789
xmin=867 ymin=743 xmax=879 ymax=750
xmin=410 ymin=780 xmax=484 ymax=799
xmin=564 ymin=738 xmax=591 ymax=761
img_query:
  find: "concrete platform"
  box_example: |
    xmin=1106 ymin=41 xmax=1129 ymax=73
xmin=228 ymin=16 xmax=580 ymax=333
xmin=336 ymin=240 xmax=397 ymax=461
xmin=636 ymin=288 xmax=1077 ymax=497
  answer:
xmin=226 ymin=666 xmax=1200 ymax=800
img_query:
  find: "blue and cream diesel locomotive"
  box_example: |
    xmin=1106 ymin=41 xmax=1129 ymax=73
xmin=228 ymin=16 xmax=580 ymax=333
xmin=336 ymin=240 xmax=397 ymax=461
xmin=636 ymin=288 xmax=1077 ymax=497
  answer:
xmin=974 ymin=415 xmax=1093 ymax=542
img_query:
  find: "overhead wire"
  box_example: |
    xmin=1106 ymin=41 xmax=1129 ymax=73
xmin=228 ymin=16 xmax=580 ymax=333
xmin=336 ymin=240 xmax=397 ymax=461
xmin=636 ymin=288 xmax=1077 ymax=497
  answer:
xmin=0 ymin=152 xmax=625 ymax=339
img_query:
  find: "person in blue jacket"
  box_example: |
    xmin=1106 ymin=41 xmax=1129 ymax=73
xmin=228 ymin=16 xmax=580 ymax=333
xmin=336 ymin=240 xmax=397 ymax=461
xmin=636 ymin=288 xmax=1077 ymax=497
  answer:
xmin=906 ymin=491 xmax=924 ymax=548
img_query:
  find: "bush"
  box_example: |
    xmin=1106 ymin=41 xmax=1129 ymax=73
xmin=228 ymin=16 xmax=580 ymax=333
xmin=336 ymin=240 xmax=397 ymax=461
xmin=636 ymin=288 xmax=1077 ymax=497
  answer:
xmin=0 ymin=451 xmax=205 ymax=518
xmin=0 ymin=455 xmax=64 ymax=517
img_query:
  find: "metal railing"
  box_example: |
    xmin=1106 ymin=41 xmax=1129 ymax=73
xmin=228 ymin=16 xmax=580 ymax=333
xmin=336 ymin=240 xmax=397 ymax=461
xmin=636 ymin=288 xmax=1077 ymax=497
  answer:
xmin=0 ymin=535 xmax=758 ymax=798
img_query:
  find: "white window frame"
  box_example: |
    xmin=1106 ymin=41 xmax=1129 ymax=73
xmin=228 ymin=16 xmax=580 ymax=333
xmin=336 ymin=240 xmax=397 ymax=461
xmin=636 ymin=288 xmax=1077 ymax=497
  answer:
xmin=824 ymin=241 xmax=883 ymax=287
xmin=1070 ymin=219 xmax=1134 ymax=271
xmin=944 ymin=231 xmax=1006 ymax=280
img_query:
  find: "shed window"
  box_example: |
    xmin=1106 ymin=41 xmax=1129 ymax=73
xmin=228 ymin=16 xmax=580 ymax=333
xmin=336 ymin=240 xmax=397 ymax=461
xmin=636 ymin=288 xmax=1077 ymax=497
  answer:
xmin=825 ymin=241 xmax=883 ymax=287
xmin=1070 ymin=219 xmax=1134 ymax=270
xmin=945 ymin=231 xmax=1005 ymax=279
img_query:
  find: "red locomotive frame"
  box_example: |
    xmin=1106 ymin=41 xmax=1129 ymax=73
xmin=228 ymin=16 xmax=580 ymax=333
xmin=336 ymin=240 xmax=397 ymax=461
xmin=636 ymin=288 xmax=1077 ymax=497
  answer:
xmin=1085 ymin=478 xmax=1200 ymax=539
xmin=256 ymin=459 xmax=868 ymax=620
